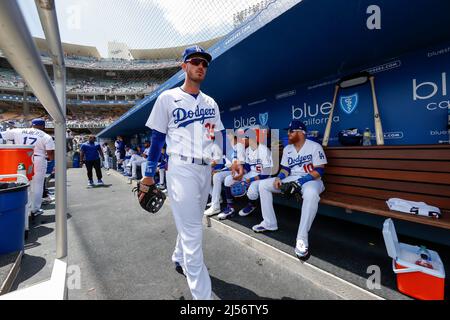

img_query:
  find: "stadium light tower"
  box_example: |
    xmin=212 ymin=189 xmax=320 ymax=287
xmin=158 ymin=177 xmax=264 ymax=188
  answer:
xmin=0 ymin=0 xmax=68 ymax=299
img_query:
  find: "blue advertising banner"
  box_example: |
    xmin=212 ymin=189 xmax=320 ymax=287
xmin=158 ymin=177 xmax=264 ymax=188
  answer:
xmin=221 ymin=42 xmax=450 ymax=146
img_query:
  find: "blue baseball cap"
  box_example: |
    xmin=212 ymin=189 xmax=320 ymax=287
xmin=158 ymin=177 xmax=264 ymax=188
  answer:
xmin=284 ymin=120 xmax=307 ymax=132
xmin=182 ymin=45 xmax=212 ymax=63
xmin=31 ymin=118 xmax=45 ymax=126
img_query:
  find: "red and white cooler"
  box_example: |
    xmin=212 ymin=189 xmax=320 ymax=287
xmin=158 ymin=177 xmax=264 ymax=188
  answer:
xmin=382 ymin=218 xmax=445 ymax=300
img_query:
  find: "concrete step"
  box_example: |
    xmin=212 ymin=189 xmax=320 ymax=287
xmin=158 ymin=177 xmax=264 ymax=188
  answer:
xmin=0 ymin=251 xmax=22 ymax=296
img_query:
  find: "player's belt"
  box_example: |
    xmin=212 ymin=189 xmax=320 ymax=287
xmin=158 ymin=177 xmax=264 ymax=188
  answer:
xmin=176 ymin=154 xmax=209 ymax=166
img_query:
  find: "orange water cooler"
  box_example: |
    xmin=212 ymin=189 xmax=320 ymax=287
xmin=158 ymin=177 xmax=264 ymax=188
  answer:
xmin=0 ymin=145 xmax=34 ymax=236
xmin=0 ymin=145 xmax=34 ymax=182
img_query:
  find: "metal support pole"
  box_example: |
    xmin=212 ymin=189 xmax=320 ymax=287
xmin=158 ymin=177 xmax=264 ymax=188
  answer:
xmin=35 ymin=0 xmax=67 ymax=259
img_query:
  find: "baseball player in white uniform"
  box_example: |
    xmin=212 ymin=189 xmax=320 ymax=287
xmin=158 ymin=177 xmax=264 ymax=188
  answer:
xmin=101 ymin=143 xmax=111 ymax=170
xmin=253 ymin=120 xmax=327 ymax=260
xmin=140 ymin=45 xmax=224 ymax=300
xmin=129 ymin=143 xmax=149 ymax=179
xmin=0 ymin=118 xmax=55 ymax=217
xmin=219 ymin=128 xmax=273 ymax=219
xmin=204 ymin=130 xmax=246 ymax=216
xmin=139 ymin=141 xmax=151 ymax=178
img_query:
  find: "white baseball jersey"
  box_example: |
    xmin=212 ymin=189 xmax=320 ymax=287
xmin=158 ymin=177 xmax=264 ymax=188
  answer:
xmin=146 ymin=87 xmax=224 ymax=160
xmin=203 ymin=141 xmax=223 ymax=164
xmin=234 ymin=142 xmax=246 ymax=163
xmin=281 ymin=140 xmax=327 ymax=177
xmin=0 ymin=128 xmax=55 ymax=156
xmin=245 ymin=144 xmax=273 ymax=175
xmin=142 ymin=147 xmax=150 ymax=158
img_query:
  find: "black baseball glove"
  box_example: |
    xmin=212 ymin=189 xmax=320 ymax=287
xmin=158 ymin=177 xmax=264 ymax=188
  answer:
xmin=280 ymin=181 xmax=302 ymax=202
xmin=133 ymin=181 xmax=166 ymax=213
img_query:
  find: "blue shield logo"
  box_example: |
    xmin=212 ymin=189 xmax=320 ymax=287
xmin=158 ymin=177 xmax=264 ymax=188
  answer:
xmin=259 ymin=112 xmax=269 ymax=126
xmin=339 ymin=93 xmax=359 ymax=115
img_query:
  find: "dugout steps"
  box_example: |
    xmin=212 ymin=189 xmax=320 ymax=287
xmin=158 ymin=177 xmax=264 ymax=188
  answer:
xmin=205 ymin=216 xmax=383 ymax=300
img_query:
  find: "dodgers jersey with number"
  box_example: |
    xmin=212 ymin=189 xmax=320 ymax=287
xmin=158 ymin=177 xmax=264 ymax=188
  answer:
xmin=281 ymin=140 xmax=327 ymax=176
xmin=1 ymin=128 xmax=55 ymax=156
xmin=246 ymin=144 xmax=273 ymax=175
xmin=146 ymin=87 xmax=224 ymax=159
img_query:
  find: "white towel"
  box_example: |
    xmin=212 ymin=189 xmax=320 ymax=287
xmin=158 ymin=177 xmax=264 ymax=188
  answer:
xmin=386 ymin=198 xmax=441 ymax=218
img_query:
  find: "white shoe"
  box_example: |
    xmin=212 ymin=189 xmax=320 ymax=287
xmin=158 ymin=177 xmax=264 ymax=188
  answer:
xmin=295 ymin=239 xmax=310 ymax=260
xmin=252 ymin=223 xmax=278 ymax=233
xmin=204 ymin=206 xmax=221 ymax=216
xmin=42 ymin=195 xmax=55 ymax=204
xmin=217 ymin=206 xmax=235 ymax=220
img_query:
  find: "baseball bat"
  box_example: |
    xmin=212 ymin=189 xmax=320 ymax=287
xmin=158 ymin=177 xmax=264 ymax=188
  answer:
xmin=369 ymin=76 xmax=384 ymax=145
xmin=447 ymin=102 xmax=450 ymax=144
xmin=322 ymin=84 xmax=340 ymax=147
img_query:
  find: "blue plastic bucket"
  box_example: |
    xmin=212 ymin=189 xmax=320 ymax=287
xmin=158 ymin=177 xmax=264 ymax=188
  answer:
xmin=0 ymin=183 xmax=28 ymax=254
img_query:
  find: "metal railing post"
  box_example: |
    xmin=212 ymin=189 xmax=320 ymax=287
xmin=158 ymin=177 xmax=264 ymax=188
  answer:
xmin=35 ymin=0 xmax=68 ymax=259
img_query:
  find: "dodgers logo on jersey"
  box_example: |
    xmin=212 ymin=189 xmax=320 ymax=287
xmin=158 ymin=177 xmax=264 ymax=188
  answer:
xmin=173 ymin=105 xmax=216 ymax=128
xmin=339 ymin=93 xmax=358 ymax=115
xmin=287 ymin=154 xmax=313 ymax=167
xmin=259 ymin=112 xmax=269 ymax=126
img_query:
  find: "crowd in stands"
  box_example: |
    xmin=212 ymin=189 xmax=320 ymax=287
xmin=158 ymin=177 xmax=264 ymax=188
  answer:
xmin=0 ymin=68 xmax=25 ymax=89
xmin=41 ymin=53 xmax=180 ymax=70
xmin=1 ymin=67 xmax=161 ymax=95
xmin=0 ymin=104 xmax=124 ymax=129
xmin=66 ymin=78 xmax=159 ymax=95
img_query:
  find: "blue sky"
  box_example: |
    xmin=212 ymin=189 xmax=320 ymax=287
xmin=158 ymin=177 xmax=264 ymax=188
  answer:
xmin=19 ymin=0 xmax=263 ymax=57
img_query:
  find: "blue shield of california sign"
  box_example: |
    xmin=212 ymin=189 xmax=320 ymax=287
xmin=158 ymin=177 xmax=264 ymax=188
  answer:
xmin=259 ymin=112 xmax=269 ymax=126
xmin=339 ymin=93 xmax=359 ymax=115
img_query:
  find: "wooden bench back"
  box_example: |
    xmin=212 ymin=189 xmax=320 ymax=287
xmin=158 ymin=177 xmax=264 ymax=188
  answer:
xmin=323 ymin=145 xmax=450 ymax=212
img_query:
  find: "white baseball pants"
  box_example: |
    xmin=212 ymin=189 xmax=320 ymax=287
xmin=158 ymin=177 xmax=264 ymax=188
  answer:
xmin=31 ymin=155 xmax=47 ymax=212
xmin=258 ymin=176 xmax=324 ymax=247
xmin=209 ymin=170 xmax=231 ymax=209
xmin=167 ymin=157 xmax=212 ymax=300
xmin=131 ymin=158 xmax=146 ymax=178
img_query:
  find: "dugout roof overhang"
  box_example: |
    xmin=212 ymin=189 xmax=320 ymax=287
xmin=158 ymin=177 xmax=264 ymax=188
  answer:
xmin=98 ymin=0 xmax=450 ymax=138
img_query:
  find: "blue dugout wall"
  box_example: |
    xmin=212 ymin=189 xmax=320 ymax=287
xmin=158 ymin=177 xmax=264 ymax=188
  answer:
xmin=220 ymin=41 xmax=450 ymax=146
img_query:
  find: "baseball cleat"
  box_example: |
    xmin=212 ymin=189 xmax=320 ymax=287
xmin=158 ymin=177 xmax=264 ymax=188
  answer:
xmin=31 ymin=209 xmax=44 ymax=218
xmin=174 ymin=262 xmax=185 ymax=276
xmin=239 ymin=204 xmax=256 ymax=217
xmin=252 ymin=223 xmax=278 ymax=233
xmin=204 ymin=206 xmax=221 ymax=216
xmin=295 ymin=239 xmax=310 ymax=261
xmin=42 ymin=195 xmax=55 ymax=205
xmin=218 ymin=206 xmax=235 ymax=220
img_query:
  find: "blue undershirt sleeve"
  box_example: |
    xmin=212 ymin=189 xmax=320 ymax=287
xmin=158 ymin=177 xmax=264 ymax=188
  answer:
xmin=145 ymin=130 xmax=166 ymax=177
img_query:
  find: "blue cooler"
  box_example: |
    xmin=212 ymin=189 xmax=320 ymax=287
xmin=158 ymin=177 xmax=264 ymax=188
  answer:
xmin=0 ymin=182 xmax=28 ymax=254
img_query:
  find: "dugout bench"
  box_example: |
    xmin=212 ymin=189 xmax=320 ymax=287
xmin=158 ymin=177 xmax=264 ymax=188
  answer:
xmin=317 ymin=144 xmax=450 ymax=230
xmin=272 ymin=144 xmax=450 ymax=230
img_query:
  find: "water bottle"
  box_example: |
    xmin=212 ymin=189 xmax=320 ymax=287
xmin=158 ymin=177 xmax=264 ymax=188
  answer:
xmin=17 ymin=162 xmax=27 ymax=184
xmin=363 ymin=128 xmax=372 ymax=146
xmin=415 ymin=245 xmax=433 ymax=269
